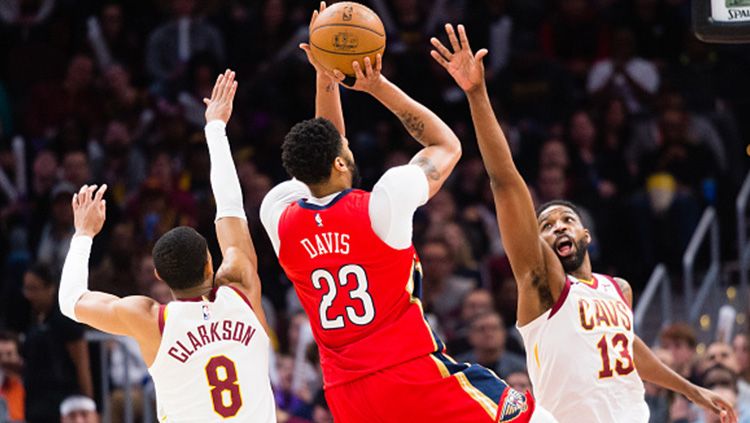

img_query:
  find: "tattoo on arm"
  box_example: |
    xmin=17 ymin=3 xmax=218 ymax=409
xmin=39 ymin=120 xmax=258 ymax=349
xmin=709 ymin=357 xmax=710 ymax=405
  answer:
xmin=325 ymin=83 xmax=335 ymax=93
xmin=413 ymin=157 xmax=440 ymax=181
xmin=397 ymin=111 xmax=425 ymax=141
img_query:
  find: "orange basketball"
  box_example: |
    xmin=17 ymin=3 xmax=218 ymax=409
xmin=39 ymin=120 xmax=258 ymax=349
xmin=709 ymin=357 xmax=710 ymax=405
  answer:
xmin=310 ymin=2 xmax=386 ymax=77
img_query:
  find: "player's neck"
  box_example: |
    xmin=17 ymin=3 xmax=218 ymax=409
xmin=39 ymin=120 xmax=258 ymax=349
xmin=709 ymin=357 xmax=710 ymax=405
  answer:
xmin=172 ymin=280 xmax=213 ymax=300
xmin=308 ymin=180 xmax=350 ymax=198
xmin=569 ymin=258 xmax=593 ymax=282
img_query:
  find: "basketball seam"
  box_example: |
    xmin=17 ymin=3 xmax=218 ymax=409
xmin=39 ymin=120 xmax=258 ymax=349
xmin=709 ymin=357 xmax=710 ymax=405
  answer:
xmin=311 ymin=23 xmax=386 ymax=37
xmin=310 ymin=42 xmax=385 ymax=56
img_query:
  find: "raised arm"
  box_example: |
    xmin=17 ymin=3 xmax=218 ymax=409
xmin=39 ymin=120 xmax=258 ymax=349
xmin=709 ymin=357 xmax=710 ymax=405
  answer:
xmin=431 ymin=24 xmax=565 ymax=325
xmin=59 ymin=184 xmax=161 ymax=364
xmin=342 ymin=54 xmax=461 ymax=198
xmin=300 ymin=2 xmax=346 ymax=135
xmin=203 ymin=70 xmax=270 ymax=333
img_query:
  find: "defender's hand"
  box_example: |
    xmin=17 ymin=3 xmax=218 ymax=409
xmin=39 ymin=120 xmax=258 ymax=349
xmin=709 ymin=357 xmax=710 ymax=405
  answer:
xmin=688 ymin=385 xmax=737 ymax=423
xmin=72 ymin=184 xmax=107 ymax=238
xmin=430 ymin=24 xmax=488 ymax=93
xmin=203 ymin=69 xmax=238 ymax=124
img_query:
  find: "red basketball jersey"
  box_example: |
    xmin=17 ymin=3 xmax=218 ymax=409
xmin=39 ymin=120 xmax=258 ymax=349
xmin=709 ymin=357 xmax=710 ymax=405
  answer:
xmin=277 ymin=189 xmax=441 ymax=388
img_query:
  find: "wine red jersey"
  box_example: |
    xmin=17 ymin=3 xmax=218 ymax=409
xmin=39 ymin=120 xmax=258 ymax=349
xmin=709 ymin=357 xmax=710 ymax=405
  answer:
xmin=277 ymin=189 xmax=441 ymax=388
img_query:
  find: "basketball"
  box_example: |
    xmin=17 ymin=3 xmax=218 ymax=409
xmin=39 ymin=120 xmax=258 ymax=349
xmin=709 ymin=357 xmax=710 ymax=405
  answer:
xmin=310 ymin=2 xmax=386 ymax=77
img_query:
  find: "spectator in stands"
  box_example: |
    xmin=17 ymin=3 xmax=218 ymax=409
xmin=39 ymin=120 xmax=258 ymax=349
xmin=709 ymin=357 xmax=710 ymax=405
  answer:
xmin=94 ymin=120 xmax=147 ymax=204
xmin=310 ymin=389 xmax=332 ymax=423
xmin=699 ymin=340 xmax=750 ymax=415
xmin=61 ymin=151 xmax=91 ymax=189
xmin=587 ymin=27 xmax=659 ymax=115
xmin=145 ymin=0 xmax=225 ymax=87
xmin=274 ymin=354 xmax=310 ymax=420
xmin=0 ymin=331 xmax=24 ymax=422
xmin=506 ymin=371 xmax=532 ymax=394
xmin=90 ymin=221 xmax=140 ymax=297
xmin=36 ymin=182 xmax=75 ymax=274
xmin=85 ymin=2 xmax=141 ymax=74
xmin=447 ymin=288 xmax=495 ymax=355
xmin=660 ymin=323 xmax=698 ymax=379
xmin=456 ymin=312 xmax=526 ymax=379
xmin=539 ymin=0 xmax=609 ymax=78
xmin=23 ymin=53 xmax=102 ymax=140
xmin=59 ymin=395 xmax=99 ymax=423
xmin=22 ymin=263 xmax=93 ymax=423
xmin=734 ymin=333 xmax=750 ymax=407
xmin=699 ymin=364 xmax=750 ymax=423
xmin=420 ymin=238 xmax=476 ymax=329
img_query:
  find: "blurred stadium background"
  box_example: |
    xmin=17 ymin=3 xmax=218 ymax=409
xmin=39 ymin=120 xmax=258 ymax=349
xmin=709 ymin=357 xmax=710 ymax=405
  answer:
xmin=0 ymin=0 xmax=750 ymax=422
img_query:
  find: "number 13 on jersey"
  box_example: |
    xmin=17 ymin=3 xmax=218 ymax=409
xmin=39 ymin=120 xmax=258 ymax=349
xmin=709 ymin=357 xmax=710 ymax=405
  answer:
xmin=596 ymin=333 xmax=635 ymax=378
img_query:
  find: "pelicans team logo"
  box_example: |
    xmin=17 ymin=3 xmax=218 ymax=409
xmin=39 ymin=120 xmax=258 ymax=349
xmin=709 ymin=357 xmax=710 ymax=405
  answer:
xmin=202 ymin=304 xmax=211 ymax=321
xmin=498 ymin=389 xmax=528 ymax=422
xmin=315 ymin=213 xmax=324 ymax=227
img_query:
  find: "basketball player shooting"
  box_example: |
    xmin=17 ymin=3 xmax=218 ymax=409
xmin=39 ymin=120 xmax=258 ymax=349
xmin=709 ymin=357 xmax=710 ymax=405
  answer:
xmin=259 ymin=3 xmax=555 ymax=422
xmin=57 ymin=70 xmax=276 ymax=422
xmin=430 ymin=23 xmax=737 ymax=423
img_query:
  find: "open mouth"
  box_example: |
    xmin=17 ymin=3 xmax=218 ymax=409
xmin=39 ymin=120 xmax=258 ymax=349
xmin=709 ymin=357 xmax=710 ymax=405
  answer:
xmin=555 ymin=236 xmax=574 ymax=257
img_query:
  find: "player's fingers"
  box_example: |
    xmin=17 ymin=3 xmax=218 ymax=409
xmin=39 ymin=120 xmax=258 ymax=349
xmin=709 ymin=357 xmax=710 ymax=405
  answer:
xmin=363 ymin=56 xmax=374 ymax=78
xmin=352 ymin=60 xmax=365 ymax=81
xmin=430 ymin=37 xmax=452 ymax=60
xmin=375 ymin=53 xmax=382 ymax=73
xmin=72 ymin=193 xmax=78 ymax=209
xmin=445 ymin=23 xmax=461 ymax=53
xmin=228 ymin=80 xmax=238 ymax=102
xmin=457 ymin=24 xmax=472 ymax=52
xmin=221 ymin=70 xmax=234 ymax=100
xmin=310 ymin=9 xmax=318 ymax=28
xmin=203 ymin=98 xmax=210 ymax=106
xmin=332 ymin=69 xmax=345 ymax=82
xmin=94 ymin=184 xmax=107 ymax=202
xmin=476 ymin=48 xmax=489 ymax=62
xmin=430 ymin=50 xmax=449 ymax=69
xmin=211 ymin=73 xmax=222 ymax=99
xmin=78 ymin=185 xmax=89 ymax=204
xmin=99 ymin=199 xmax=106 ymax=214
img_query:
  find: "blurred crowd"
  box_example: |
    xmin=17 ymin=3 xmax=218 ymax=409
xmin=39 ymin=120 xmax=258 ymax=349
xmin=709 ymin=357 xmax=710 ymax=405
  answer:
xmin=0 ymin=0 xmax=749 ymax=422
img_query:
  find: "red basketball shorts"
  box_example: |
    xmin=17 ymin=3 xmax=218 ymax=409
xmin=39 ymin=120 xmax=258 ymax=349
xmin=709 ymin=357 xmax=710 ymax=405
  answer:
xmin=324 ymin=352 xmax=535 ymax=423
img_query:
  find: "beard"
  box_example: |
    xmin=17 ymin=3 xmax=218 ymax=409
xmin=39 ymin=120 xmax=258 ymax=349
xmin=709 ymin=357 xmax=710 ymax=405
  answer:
xmin=558 ymin=238 xmax=589 ymax=273
xmin=345 ymin=157 xmax=361 ymax=188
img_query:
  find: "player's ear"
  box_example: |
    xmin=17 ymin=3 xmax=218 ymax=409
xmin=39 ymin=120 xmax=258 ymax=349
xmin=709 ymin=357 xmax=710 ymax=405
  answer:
xmin=204 ymin=251 xmax=214 ymax=277
xmin=584 ymin=229 xmax=591 ymax=244
xmin=333 ymin=156 xmax=347 ymax=172
xmin=154 ymin=268 xmax=164 ymax=282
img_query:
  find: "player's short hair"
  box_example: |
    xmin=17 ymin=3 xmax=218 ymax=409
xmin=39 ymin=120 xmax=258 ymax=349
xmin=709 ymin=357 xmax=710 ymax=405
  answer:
xmin=152 ymin=227 xmax=208 ymax=291
xmin=26 ymin=262 xmax=57 ymax=287
xmin=281 ymin=118 xmax=342 ymax=185
xmin=536 ymin=200 xmax=583 ymax=221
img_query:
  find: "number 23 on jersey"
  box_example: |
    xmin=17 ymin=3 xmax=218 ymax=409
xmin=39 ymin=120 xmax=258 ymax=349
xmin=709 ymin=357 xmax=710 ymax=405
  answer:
xmin=312 ymin=264 xmax=375 ymax=330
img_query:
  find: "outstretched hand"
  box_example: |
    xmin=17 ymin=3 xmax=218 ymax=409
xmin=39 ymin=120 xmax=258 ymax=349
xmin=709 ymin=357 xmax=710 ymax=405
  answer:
xmin=72 ymin=184 xmax=107 ymax=238
xmin=689 ymin=385 xmax=738 ymax=423
xmin=300 ymin=2 xmax=346 ymax=84
xmin=430 ymin=24 xmax=488 ymax=93
xmin=203 ymin=69 xmax=238 ymax=124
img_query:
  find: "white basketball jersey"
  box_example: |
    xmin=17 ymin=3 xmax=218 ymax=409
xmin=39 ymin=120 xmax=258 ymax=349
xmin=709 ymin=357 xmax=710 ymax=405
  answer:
xmin=148 ymin=286 xmax=276 ymax=423
xmin=518 ymin=274 xmax=649 ymax=423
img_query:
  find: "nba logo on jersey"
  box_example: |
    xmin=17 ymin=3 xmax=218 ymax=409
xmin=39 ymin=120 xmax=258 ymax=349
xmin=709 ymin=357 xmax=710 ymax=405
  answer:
xmin=201 ymin=304 xmax=210 ymax=321
xmin=499 ymin=389 xmax=528 ymax=422
xmin=315 ymin=213 xmax=323 ymax=227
